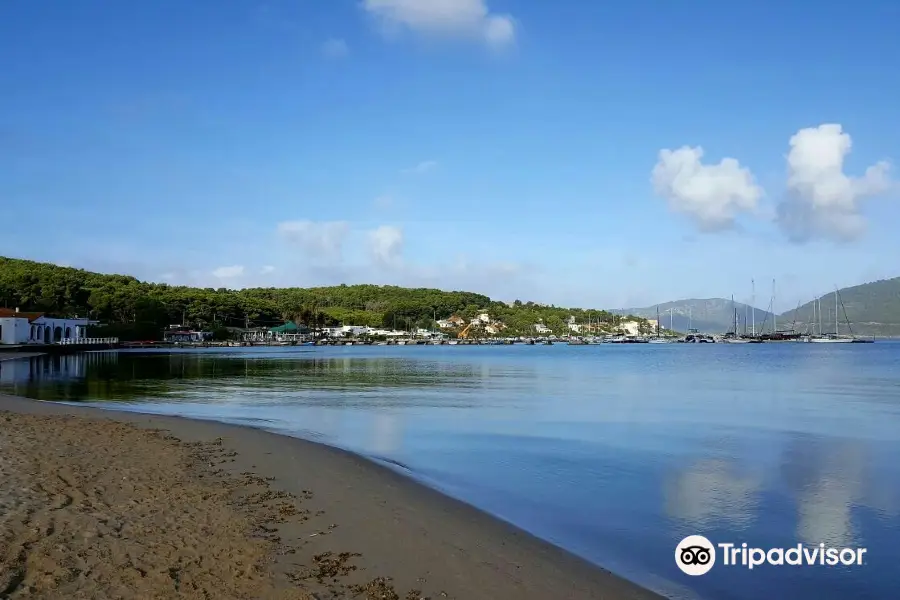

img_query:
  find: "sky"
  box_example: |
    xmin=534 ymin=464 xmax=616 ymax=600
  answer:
xmin=2 ymin=0 xmax=899 ymax=312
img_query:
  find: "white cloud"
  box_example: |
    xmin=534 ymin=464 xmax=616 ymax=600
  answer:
xmin=777 ymin=124 xmax=893 ymax=242
xmin=368 ymin=225 xmax=404 ymax=265
xmin=260 ymin=265 xmax=276 ymax=274
xmin=277 ymin=220 xmax=350 ymax=260
xmin=402 ymin=159 xmax=437 ymax=174
xmin=212 ymin=265 xmax=245 ymax=278
xmin=321 ymin=38 xmax=349 ymax=59
xmin=362 ymin=0 xmax=515 ymax=48
xmin=652 ymin=146 xmax=763 ymax=231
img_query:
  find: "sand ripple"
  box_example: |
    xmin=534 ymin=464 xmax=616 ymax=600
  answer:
xmin=0 ymin=412 xmax=309 ymax=599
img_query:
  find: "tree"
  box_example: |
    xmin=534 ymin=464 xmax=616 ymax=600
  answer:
xmin=0 ymin=256 xmax=654 ymax=340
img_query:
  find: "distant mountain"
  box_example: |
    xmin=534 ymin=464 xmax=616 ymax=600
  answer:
xmin=778 ymin=277 xmax=900 ymax=337
xmin=612 ymin=299 xmax=775 ymax=334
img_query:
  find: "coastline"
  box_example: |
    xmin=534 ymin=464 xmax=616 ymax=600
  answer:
xmin=0 ymin=389 xmax=664 ymax=600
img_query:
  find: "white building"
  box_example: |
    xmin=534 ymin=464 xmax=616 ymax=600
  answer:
xmin=618 ymin=320 xmax=642 ymax=337
xmin=0 ymin=309 xmax=93 ymax=345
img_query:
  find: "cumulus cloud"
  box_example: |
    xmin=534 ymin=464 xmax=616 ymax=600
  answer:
xmin=277 ymin=220 xmax=349 ymax=260
xmin=402 ymin=159 xmax=438 ymax=174
xmin=652 ymin=146 xmax=763 ymax=231
xmin=777 ymin=124 xmax=893 ymax=242
xmin=212 ymin=265 xmax=245 ymax=278
xmin=321 ymin=38 xmax=349 ymax=59
xmin=361 ymin=0 xmax=515 ymax=48
xmin=368 ymin=225 xmax=404 ymax=265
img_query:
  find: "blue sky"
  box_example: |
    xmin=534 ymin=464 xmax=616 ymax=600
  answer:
xmin=2 ymin=0 xmax=898 ymax=312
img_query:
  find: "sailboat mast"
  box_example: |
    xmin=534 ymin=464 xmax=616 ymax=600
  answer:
xmin=818 ymin=297 xmax=822 ymax=335
xmin=772 ymin=279 xmax=777 ymax=333
xmin=751 ymin=279 xmax=755 ymax=336
xmin=814 ymin=297 xmax=819 ymax=336
xmin=656 ymin=306 xmax=660 ymax=338
xmin=731 ymin=295 xmax=736 ymax=335
xmin=835 ymin=287 xmax=839 ymax=336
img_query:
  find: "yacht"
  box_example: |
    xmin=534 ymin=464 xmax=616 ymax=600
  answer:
xmin=721 ymin=337 xmax=751 ymax=344
xmin=807 ymin=334 xmax=854 ymax=343
xmin=802 ymin=286 xmax=867 ymax=343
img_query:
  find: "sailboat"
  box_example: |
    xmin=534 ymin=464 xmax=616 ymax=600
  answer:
xmin=808 ymin=287 xmax=854 ymax=343
xmin=648 ymin=306 xmax=670 ymax=343
xmin=722 ymin=295 xmax=750 ymax=343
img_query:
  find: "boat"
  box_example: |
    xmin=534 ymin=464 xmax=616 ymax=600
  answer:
xmin=802 ymin=286 xmax=866 ymax=343
xmin=682 ymin=330 xmax=716 ymax=343
xmin=648 ymin=306 xmax=672 ymax=343
xmin=721 ymin=295 xmax=751 ymax=343
xmin=808 ymin=335 xmax=854 ymax=343
xmin=568 ymin=338 xmax=587 ymax=345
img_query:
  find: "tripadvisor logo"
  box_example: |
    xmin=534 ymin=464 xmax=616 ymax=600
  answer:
xmin=676 ymin=535 xmax=716 ymax=576
xmin=675 ymin=535 xmax=868 ymax=576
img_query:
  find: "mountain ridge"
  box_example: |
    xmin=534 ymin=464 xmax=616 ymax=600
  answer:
xmin=621 ymin=276 xmax=900 ymax=335
xmin=612 ymin=298 xmax=776 ymax=334
xmin=778 ymin=277 xmax=900 ymax=337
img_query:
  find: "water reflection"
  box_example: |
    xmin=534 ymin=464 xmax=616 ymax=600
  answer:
xmin=0 ymin=352 xmax=119 ymax=398
xmin=781 ymin=437 xmax=870 ymax=548
xmin=665 ymin=458 xmax=761 ymax=532
xmin=371 ymin=412 xmax=403 ymax=455
xmin=2 ymin=345 xmax=900 ymax=600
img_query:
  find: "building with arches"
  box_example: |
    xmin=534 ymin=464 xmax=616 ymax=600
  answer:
xmin=0 ymin=308 xmax=93 ymax=345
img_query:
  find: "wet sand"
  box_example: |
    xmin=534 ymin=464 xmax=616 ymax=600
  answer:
xmin=0 ymin=390 xmax=663 ymax=600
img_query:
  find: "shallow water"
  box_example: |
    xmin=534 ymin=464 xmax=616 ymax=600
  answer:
xmin=2 ymin=344 xmax=899 ymax=599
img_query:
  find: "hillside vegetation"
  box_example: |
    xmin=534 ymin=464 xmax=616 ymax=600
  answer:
xmin=0 ymin=257 xmax=641 ymax=339
xmin=778 ymin=277 xmax=900 ymax=337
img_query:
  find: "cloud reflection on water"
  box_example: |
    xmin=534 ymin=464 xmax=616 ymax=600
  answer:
xmin=665 ymin=458 xmax=761 ymax=532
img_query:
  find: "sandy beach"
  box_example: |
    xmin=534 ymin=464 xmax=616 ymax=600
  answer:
xmin=0 ymin=387 xmax=662 ymax=600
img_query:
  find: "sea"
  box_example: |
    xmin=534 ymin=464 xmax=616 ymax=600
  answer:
xmin=2 ymin=343 xmax=899 ymax=599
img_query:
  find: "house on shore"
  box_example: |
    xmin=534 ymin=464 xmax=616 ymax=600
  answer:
xmin=163 ymin=329 xmax=213 ymax=343
xmin=618 ymin=320 xmax=647 ymax=337
xmin=0 ymin=308 xmax=94 ymax=345
xmin=240 ymin=321 xmax=311 ymax=343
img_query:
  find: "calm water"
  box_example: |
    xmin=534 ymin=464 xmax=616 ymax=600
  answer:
xmin=2 ymin=344 xmax=899 ymax=599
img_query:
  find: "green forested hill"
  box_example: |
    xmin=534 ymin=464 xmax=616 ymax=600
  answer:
xmin=778 ymin=277 xmax=900 ymax=337
xmin=0 ymin=257 xmax=635 ymax=339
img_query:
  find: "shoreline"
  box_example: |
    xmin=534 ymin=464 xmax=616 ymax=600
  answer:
xmin=0 ymin=389 xmax=664 ymax=600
